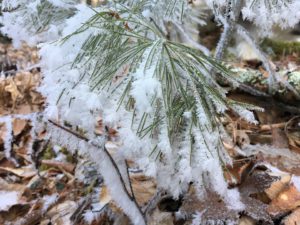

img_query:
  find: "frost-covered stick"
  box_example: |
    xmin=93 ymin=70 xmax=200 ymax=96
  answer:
xmin=237 ymin=83 xmax=270 ymax=97
xmin=125 ymin=160 xmax=136 ymax=200
xmin=214 ymin=0 xmax=243 ymax=61
xmin=48 ymin=120 xmax=146 ymax=225
xmin=0 ymin=113 xmax=40 ymax=165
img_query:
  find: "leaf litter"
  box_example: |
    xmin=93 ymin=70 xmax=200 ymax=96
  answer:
xmin=0 ymin=40 xmax=300 ymax=225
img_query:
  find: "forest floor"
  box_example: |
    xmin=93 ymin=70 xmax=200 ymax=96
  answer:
xmin=0 ymin=37 xmax=300 ymax=225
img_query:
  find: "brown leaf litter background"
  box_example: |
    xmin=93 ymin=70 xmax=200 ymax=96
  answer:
xmin=0 ymin=41 xmax=300 ymax=225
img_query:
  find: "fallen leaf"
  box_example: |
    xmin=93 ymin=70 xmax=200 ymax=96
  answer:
xmin=236 ymin=130 xmax=250 ymax=148
xmin=0 ymin=166 xmax=36 ymax=178
xmin=265 ymin=174 xmax=291 ymax=200
xmin=4 ymin=78 xmax=23 ymax=107
xmin=181 ymin=190 xmax=240 ymax=224
xmin=131 ymin=174 xmax=156 ymax=206
xmin=41 ymin=160 xmax=75 ymax=173
xmin=272 ymin=127 xmax=289 ymax=148
xmin=239 ymin=169 xmax=276 ymax=223
xmin=100 ymin=185 xmax=112 ymax=205
xmin=239 ymin=216 xmax=256 ymax=225
xmin=148 ymin=208 xmax=173 ymax=225
xmin=268 ymin=185 xmax=300 ymax=217
xmin=46 ymin=200 xmax=77 ymax=225
xmin=13 ymin=119 xmax=28 ymax=136
xmin=282 ymin=207 xmax=300 ymax=225
xmin=225 ymin=159 xmax=255 ymax=185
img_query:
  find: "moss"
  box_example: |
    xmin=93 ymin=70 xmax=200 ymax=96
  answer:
xmin=84 ymin=178 xmax=97 ymax=195
xmin=60 ymin=147 xmax=75 ymax=163
xmin=261 ymin=38 xmax=300 ymax=56
xmin=40 ymin=145 xmax=56 ymax=171
xmin=42 ymin=145 xmax=56 ymax=160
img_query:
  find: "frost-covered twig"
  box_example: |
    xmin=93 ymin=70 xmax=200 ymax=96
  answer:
xmin=48 ymin=120 xmax=146 ymax=225
xmin=0 ymin=112 xmax=39 ymax=165
xmin=214 ymin=0 xmax=243 ymax=61
xmin=0 ymin=115 xmax=14 ymax=164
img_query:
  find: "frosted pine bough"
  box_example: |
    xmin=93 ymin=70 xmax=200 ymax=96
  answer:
xmin=1 ymin=0 xmax=299 ymax=224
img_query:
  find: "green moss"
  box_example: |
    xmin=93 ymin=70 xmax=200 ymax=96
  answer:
xmin=84 ymin=178 xmax=97 ymax=195
xmin=40 ymin=144 xmax=56 ymax=171
xmin=261 ymin=38 xmax=300 ymax=56
xmin=42 ymin=145 xmax=56 ymax=160
xmin=60 ymin=147 xmax=75 ymax=163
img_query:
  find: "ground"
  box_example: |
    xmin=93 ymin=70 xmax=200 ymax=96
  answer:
xmin=0 ymin=36 xmax=300 ymax=224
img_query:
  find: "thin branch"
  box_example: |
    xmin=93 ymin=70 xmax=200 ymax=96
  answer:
xmin=48 ymin=119 xmax=146 ymax=225
xmin=125 ymin=160 xmax=136 ymax=200
xmin=214 ymin=0 xmax=243 ymax=61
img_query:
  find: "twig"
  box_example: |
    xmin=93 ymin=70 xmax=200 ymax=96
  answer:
xmin=260 ymin=122 xmax=286 ymax=131
xmin=214 ymin=0 xmax=243 ymax=61
xmin=126 ymin=160 xmax=136 ymax=200
xmin=48 ymin=120 xmax=89 ymax=141
xmin=48 ymin=119 xmax=146 ymax=225
xmin=284 ymin=116 xmax=300 ymax=137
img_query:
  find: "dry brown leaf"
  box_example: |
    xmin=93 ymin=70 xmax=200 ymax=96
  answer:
xmin=239 ymin=216 xmax=256 ymax=225
xmin=181 ymin=169 xmax=275 ymax=224
xmin=224 ymin=160 xmax=255 ymax=185
xmin=287 ymin=129 xmax=300 ymax=153
xmin=0 ymin=152 xmax=5 ymax=161
xmin=0 ymin=166 xmax=36 ymax=178
xmin=13 ymin=119 xmax=28 ymax=136
xmin=181 ymin=190 xmax=240 ymax=224
xmin=268 ymin=185 xmax=300 ymax=216
xmin=148 ymin=208 xmax=173 ymax=225
xmin=236 ymin=130 xmax=250 ymax=148
xmin=282 ymin=207 xmax=300 ymax=225
xmin=100 ymin=185 xmax=112 ymax=205
xmin=238 ymin=169 xmax=276 ymax=223
xmin=272 ymin=127 xmax=289 ymax=149
xmin=41 ymin=160 xmax=75 ymax=173
xmin=4 ymin=78 xmax=23 ymax=106
xmin=46 ymin=200 xmax=77 ymax=225
xmin=265 ymin=174 xmax=291 ymax=200
xmin=131 ymin=174 xmax=156 ymax=206
xmin=0 ymin=177 xmax=26 ymax=193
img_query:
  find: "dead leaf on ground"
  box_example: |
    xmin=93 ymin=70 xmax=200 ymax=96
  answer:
xmin=45 ymin=200 xmax=77 ymax=225
xmin=268 ymin=185 xmax=300 ymax=217
xmin=0 ymin=166 xmax=36 ymax=178
xmin=41 ymin=160 xmax=75 ymax=173
xmin=272 ymin=127 xmax=289 ymax=148
xmin=239 ymin=216 xmax=256 ymax=225
xmin=265 ymin=174 xmax=291 ymax=200
xmin=131 ymin=174 xmax=156 ymax=206
xmin=148 ymin=208 xmax=173 ymax=225
xmin=12 ymin=119 xmax=28 ymax=136
xmin=181 ymin=190 xmax=240 ymax=225
xmin=282 ymin=207 xmax=300 ymax=225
